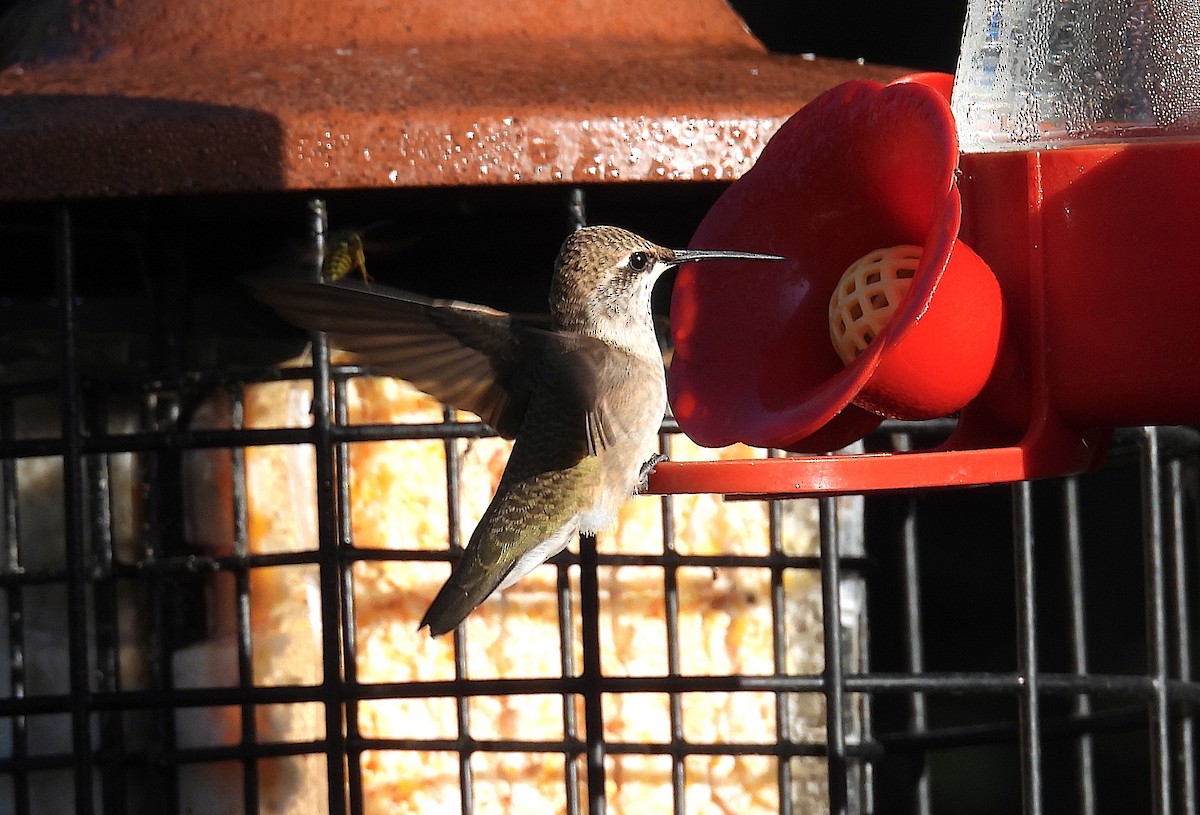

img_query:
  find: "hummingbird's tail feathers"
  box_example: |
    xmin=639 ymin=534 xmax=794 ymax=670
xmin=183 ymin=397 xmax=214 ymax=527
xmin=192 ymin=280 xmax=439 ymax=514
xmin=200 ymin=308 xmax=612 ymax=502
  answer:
xmin=419 ymin=575 xmax=495 ymax=638
xmin=419 ymin=497 xmax=582 ymax=637
xmin=494 ymin=521 xmax=578 ymax=593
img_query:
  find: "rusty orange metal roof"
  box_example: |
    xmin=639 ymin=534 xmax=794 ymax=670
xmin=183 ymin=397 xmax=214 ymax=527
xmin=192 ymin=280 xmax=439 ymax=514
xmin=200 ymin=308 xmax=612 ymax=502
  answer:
xmin=0 ymin=0 xmax=905 ymax=201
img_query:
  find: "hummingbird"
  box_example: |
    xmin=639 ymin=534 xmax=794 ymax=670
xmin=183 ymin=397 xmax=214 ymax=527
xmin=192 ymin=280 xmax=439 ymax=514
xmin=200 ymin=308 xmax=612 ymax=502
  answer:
xmin=247 ymin=225 xmax=782 ymax=636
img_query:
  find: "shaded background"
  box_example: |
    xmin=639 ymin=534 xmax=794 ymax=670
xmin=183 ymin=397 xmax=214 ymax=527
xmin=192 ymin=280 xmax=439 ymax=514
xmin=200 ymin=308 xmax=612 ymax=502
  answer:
xmin=0 ymin=0 xmax=968 ymax=71
xmin=732 ymin=0 xmax=965 ymax=71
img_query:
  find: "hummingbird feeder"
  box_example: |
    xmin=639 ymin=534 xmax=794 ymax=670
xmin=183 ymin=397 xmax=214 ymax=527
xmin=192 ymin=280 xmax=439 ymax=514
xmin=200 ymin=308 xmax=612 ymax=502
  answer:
xmin=656 ymin=1 xmax=1200 ymax=497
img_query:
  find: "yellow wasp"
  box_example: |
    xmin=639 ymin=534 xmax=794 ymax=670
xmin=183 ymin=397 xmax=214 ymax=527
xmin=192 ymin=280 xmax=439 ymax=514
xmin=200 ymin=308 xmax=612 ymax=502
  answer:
xmin=321 ymin=229 xmax=372 ymax=284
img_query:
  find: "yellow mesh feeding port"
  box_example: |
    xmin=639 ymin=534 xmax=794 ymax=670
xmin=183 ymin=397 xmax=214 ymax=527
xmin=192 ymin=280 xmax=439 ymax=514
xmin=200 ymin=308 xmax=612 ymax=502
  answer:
xmin=828 ymin=245 xmax=921 ymax=365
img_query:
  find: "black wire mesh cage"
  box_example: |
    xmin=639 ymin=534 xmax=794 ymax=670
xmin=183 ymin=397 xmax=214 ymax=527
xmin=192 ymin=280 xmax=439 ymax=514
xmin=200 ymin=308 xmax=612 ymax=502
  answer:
xmin=0 ymin=187 xmax=1197 ymax=815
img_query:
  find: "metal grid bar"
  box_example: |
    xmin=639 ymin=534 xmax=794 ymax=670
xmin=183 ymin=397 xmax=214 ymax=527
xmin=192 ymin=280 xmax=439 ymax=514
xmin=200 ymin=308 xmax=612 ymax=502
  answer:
xmin=55 ymin=206 xmax=96 ymax=815
xmin=1061 ymin=475 xmax=1096 ymax=815
xmin=337 ymin=372 xmax=368 ymax=815
xmin=2 ymin=381 xmax=30 ymax=815
xmin=1142 ymin=427 xmax=1173 ymax=814
xmin=1013 ymin=481 xmax=1043 ymax=815
xmin=556 ymin=533 xmax=582 ymax=815
xmin=564 ymin=185 xmax=609 ymax=815
xmin=563 ymin=186 xmax=589 ymax=815
xmin=228 ymin=382 xmax=262 ymax=814
xmin=766 ymin=448 xmax=795 ymax=815
xmin=893 ymin=431 xmax=931 ymax=815
xmin=578 ymin=531 xmax=606 ymax=814
xmin=301 ymin=205 xmax=353 ymax=815
xmin=137 ymin=381 xmax=179 ymax=812
xmin=87 ymin=388 xmax=127 ymax=814
xmin=658 ymin=433 xmax=687 ymax=815
xmin=1167 ymin=454 xmax=1197 ymax=815
xmin=444 ymin=403 xmax=476 ymax=815
xmin=819 ymin=497 xmax=849 ymax=812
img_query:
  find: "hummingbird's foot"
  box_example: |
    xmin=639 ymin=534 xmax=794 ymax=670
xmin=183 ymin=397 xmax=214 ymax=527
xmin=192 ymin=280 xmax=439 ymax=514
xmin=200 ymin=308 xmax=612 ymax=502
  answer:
xmin=636 ymin=453 xmax=669 ymax=493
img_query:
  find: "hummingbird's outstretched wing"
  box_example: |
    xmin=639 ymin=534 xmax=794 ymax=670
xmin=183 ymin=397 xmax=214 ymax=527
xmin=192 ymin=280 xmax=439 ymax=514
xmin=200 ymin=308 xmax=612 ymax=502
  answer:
xmin=245 ymin=276 xmax=611 ymax=445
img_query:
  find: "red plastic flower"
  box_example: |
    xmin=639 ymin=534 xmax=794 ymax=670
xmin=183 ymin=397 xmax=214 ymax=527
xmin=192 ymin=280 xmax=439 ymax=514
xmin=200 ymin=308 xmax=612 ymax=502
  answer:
xmin=669 ymin=74 xmax=1002 ymax=452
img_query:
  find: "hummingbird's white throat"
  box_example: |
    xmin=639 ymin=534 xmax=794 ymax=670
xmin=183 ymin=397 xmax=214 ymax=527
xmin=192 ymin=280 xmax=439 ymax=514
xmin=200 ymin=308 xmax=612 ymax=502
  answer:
xmin=585 ymin=257 xmax=669 ymax=360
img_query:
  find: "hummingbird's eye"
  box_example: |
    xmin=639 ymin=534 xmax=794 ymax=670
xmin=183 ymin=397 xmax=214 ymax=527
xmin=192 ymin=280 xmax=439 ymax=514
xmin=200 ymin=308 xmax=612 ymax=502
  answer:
xmin=627 ymin=251 xmax=650 ymax=272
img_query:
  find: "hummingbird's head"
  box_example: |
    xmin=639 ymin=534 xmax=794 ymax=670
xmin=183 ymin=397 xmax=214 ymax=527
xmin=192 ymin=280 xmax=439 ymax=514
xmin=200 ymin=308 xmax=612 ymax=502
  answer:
xmin=549 ymin=226 xmax=672 ymax=340
xmin=550 ymin=225 xmax=784 ymax=353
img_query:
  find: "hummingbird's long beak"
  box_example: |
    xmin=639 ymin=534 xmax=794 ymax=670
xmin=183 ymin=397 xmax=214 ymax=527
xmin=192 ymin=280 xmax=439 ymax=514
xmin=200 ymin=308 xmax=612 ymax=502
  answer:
xmin=670 ymin=248 xmax=785 ymax=265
